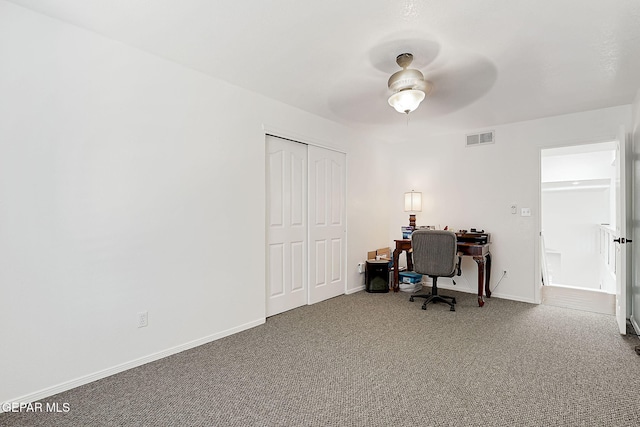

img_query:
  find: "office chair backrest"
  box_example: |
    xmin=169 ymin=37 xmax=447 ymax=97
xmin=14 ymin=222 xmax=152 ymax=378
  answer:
xmin=411 ymin=229 xmax=458 ymax=277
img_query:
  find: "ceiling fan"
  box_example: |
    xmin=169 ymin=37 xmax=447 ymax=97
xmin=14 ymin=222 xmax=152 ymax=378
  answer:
xmin=326 ymin=35 xmax=497 ymax=124
xmin=387 ymin=53 xmax=433 ymax=114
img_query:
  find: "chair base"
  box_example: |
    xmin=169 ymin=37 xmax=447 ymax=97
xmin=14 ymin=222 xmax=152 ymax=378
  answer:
xmin=410 ymin=293 xmax=456 ymax=311
xmin=409 ymin=277 xmax=456 ymax=311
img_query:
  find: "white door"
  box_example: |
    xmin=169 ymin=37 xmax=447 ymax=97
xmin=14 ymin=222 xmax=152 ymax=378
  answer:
xmin=614 ymin=126 xmax=629 ymax=335
xmin=308 ymin=145 xmax=346 ymax=304
xmin=266 ymin=136 xmax=307 ymax=317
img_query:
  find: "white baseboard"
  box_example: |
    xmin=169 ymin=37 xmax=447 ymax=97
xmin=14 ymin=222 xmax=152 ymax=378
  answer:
xmin=2 ymin=318 xmax=265 ymax=411
xmin=435 ymin=283 xmax=536 ymax=304
xmin=346 ymin=285 xmax=365 ymax=294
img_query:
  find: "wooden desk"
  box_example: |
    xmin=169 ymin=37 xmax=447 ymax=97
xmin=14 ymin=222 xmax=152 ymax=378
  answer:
xmin=392 ymin=239 xmax=492 ymax=307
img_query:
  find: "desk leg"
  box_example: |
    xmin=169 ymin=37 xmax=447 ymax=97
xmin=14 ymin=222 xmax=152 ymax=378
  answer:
xmin=485 ymin=253 xmax=492 ymax=298
xmin=474 ymin=256 xmax=486 ymax=307
xmin=392 ymin=248 xmax=401 ymax=292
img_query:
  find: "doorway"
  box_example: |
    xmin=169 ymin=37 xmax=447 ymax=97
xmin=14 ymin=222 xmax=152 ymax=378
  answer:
xmin=540 ymin=141 xmax=617 ymax=314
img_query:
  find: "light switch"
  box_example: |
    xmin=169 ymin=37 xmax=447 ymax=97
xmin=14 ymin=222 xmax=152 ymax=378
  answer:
xmin=521 ymin=207 xmax=531 ymax=217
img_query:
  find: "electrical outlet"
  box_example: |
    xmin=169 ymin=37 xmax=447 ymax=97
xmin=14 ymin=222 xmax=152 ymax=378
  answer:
xmin=137 ymin=311 xmax=148 ymax=328
xmin=357 ymin=262 xmax=365 ymax=274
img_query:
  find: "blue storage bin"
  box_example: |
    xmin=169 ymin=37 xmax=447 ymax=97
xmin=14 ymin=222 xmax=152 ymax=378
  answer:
xmin=399 ymin=271 xmax=422 ymax=284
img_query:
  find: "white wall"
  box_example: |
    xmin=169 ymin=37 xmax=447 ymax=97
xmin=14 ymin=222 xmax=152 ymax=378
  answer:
xmin=346 ymin=140 xmax=392 ymax=290
xmin=0 ymin=2 xmax=389 ymax=403
xmin=387 ymin=105 xmax=632 ymax=303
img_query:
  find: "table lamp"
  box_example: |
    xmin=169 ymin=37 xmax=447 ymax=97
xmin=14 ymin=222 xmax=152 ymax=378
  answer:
xmin=404 ymin=190 xmax=422 ymax=228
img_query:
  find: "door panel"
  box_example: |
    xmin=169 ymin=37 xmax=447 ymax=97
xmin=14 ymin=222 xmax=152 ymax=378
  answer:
xmin=266 ymin=136 xmax=307 ymax=316
xmin=314 ymin=240 xmax=326 ymax=285
xmin=331 ymin=238 xmax=342 ymax=282
xmin=270 ymin=244 xmax=285 ymax=296
xmin=308 ymin=146 xmax=346 ymax=304
xmin=291 ymin=241 xmax=304 ymax=292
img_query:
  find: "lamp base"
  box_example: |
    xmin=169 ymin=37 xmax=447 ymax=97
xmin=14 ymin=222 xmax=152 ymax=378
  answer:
xmin=409 ymin=214 xmax=416 ymax=228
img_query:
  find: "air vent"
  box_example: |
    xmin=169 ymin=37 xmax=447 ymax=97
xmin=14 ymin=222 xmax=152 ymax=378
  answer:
xmin=466 ymin=130 xmax=495 ymax=147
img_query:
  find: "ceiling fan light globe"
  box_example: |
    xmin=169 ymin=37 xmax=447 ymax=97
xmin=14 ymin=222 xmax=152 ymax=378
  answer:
xmin=388 ymin=89 xmax=425 ymax=114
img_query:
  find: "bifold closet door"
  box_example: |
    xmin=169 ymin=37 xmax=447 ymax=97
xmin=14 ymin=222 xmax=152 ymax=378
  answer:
xmin=266 ymin=136 xmax=308 ymax=317
xmin=308 ymin=145 xmax=346 ymax=304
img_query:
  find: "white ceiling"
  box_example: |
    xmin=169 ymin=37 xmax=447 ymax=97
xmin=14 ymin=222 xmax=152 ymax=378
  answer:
xmin=8 ymin=0 xmax=640 ymax=140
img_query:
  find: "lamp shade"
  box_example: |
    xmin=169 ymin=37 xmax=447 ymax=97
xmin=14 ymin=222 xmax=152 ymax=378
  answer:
xmin=388 ymin=89 xmax=425 ymax=114
xmin=404 ymin=191 xmax=422 ymax=212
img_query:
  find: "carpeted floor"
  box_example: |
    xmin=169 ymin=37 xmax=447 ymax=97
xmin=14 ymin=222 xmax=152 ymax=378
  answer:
xmin=2 ymin=289 xmax=640 ymax=426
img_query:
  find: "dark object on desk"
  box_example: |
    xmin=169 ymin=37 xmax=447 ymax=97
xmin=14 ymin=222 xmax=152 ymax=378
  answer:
xmin=456 ymin=231 xmax=490 ymax=244
xmin=455 ymin=231 xmax=490 ymax=275
xmin=365 ymin=260 xmax=390 ymax=293
xmin=408 ymin=230 xmax=458 ymax=311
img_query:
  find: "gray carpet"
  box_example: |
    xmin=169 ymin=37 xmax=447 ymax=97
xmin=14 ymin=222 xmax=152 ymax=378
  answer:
xmin=3 ymin=289 xmax=640 ymax=426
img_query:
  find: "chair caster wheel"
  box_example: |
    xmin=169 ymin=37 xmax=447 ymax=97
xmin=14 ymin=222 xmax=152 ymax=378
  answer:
xmin=421 ymin=305 xmax=427 ymax=310
xmin=450 ymin=306 xmax=456 ymax=312
xmin=409 ymin=297 xmax=414 ymax=302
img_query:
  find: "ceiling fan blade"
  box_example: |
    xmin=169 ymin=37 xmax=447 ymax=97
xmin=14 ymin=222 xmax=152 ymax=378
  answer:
xmin=420 ymin=51 xmax=497 ymax=116
xmin=327 ymin=76 xmax=393 ymax=123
